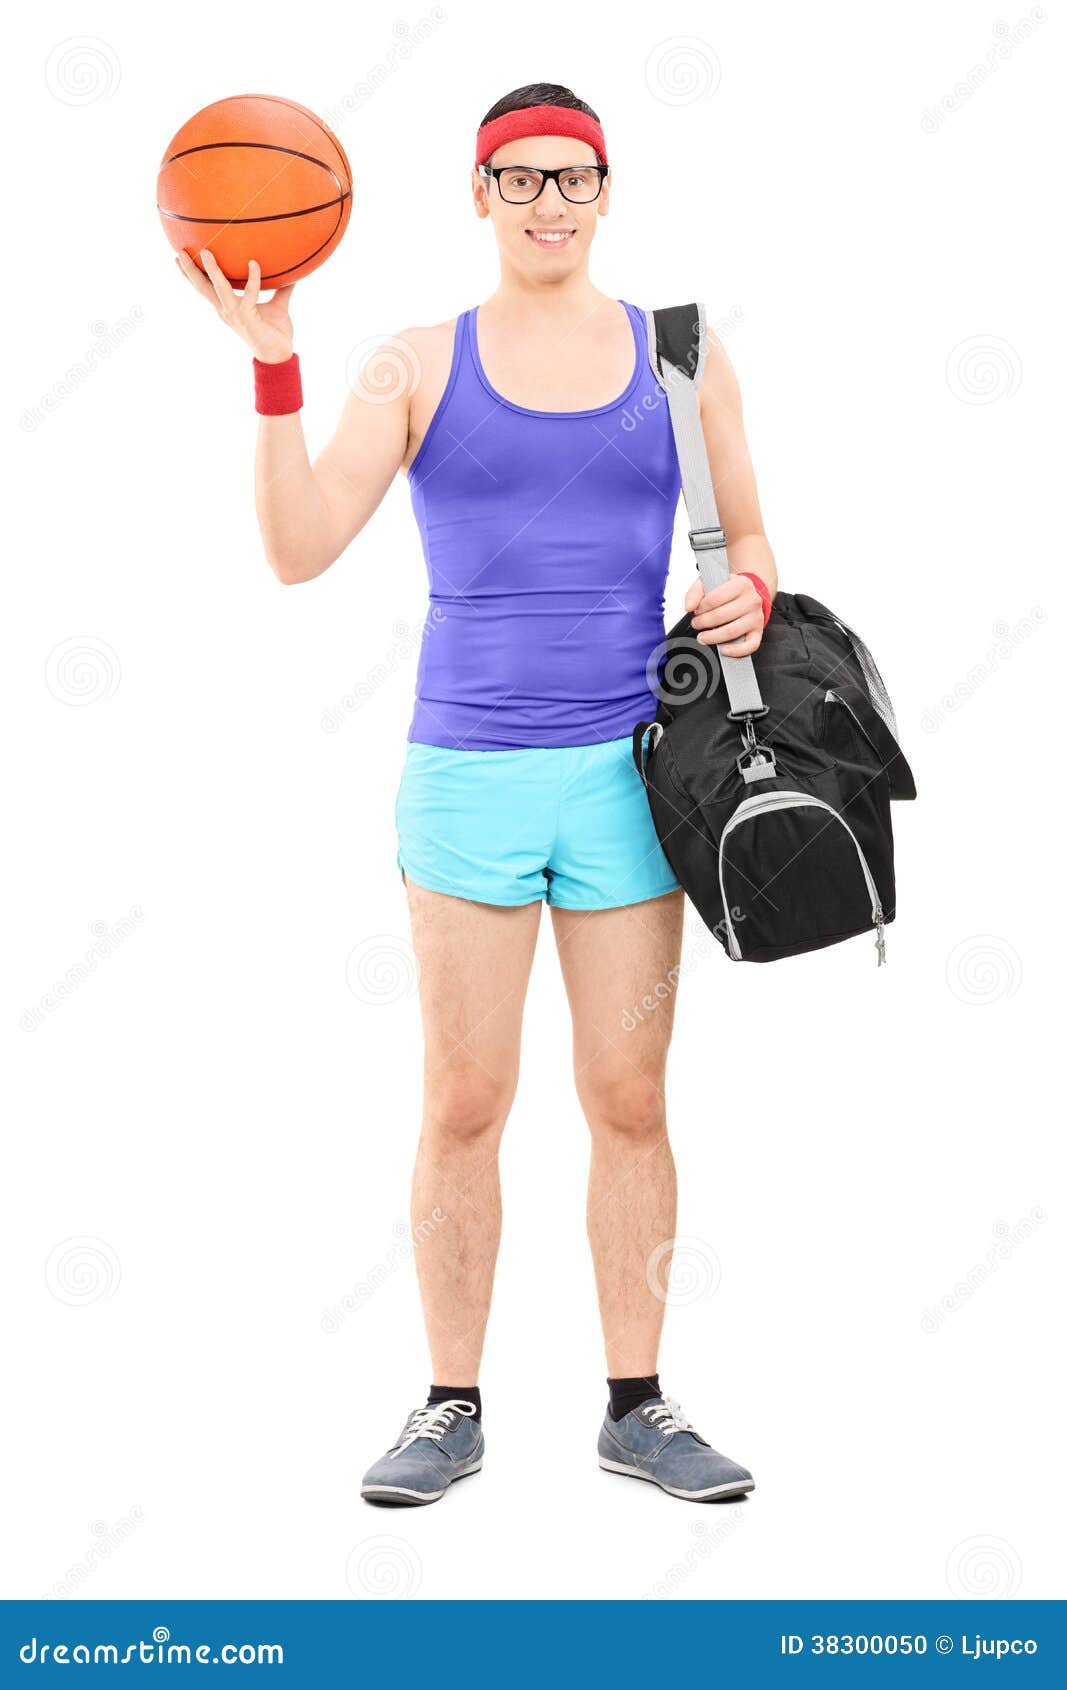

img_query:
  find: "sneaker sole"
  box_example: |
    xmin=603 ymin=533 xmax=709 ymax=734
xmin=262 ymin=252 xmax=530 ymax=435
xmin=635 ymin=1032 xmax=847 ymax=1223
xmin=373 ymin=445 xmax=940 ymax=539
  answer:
xmin=360 ymin=1459 xmax=483 ymax=1506
xmin=598 ymin=1455 xmax=754 ymax=1501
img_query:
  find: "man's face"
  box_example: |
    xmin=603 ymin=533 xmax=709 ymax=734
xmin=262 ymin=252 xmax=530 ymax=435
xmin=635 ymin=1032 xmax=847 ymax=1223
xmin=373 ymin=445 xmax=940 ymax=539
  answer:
xmin=472 ymin=135 xmax=609 ymax=270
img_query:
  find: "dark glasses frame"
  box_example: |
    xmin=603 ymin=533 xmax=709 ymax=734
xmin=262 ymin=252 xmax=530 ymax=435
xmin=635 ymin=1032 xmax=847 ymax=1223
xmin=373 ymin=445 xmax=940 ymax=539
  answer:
xmin=478 ymin=163 xmax=610 ymax=204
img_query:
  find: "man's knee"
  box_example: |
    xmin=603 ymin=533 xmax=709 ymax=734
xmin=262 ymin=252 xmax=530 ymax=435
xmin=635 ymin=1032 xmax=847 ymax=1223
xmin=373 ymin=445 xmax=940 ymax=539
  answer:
xmin=423 ymin=1065 xmax=515 ymax=1147
xmin=581 ymin=1073 xmax=667 ymax=1143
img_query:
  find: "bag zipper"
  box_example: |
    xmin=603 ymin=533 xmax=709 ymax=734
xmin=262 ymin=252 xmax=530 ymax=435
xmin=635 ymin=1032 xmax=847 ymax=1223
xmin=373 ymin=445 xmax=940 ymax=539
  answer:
xmin=717 ymin=789 xmax=886 ymax=966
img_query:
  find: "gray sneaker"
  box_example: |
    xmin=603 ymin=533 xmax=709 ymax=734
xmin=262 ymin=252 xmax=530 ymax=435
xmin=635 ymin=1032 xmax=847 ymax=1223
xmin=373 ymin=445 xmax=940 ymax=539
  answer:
xmin=361 ymin=1399 xmax=483 ymax=1506
xmin=598 ymin=1395 xmax=754 ymax=1501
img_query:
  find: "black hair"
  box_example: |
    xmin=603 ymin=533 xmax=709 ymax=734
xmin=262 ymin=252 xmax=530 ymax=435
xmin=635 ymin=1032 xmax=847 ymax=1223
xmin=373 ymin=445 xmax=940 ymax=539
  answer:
xmin=479 ymin=82 xmax=600 ymax=129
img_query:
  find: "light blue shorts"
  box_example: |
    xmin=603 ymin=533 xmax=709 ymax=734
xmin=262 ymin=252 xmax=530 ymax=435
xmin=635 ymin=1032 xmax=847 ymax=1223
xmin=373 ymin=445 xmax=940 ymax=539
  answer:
xmin=395 ymin=736 xmax=682 ymax=910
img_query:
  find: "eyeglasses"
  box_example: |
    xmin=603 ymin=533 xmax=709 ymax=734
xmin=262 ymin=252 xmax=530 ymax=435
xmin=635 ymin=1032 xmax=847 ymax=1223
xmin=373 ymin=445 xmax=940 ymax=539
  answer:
xmin=479 ymin=164 xmax=609 ymax=205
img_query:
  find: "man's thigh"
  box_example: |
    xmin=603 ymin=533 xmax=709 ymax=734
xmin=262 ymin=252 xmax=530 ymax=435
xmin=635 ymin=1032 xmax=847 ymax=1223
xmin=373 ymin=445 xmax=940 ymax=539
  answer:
xmin=403 ymin=876 xmax=542 ymax=1093
xmin=549 ymin=890 xmax=686 ymax=1099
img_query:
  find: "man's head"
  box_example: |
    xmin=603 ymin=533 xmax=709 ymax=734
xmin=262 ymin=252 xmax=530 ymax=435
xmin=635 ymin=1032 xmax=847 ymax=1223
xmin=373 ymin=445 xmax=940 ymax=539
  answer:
xmin=472 ymin=83 xmax=609 ymax=273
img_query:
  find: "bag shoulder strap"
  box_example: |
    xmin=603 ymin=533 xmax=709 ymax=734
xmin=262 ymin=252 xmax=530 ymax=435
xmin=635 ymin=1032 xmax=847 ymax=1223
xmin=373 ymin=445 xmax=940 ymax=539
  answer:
xmin=644 ymin=303 xmax=765 ymax=720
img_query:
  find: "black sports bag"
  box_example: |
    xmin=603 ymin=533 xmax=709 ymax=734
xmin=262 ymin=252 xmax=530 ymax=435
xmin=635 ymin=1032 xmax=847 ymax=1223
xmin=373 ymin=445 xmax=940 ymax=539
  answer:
xmin=632 ymin=303 xmax=916 ymax=966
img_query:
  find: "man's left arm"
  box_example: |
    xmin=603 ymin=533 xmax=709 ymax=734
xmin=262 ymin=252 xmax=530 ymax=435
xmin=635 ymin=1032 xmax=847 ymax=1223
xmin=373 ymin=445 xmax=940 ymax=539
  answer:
xmin=684 ymin=325 xmax=778 ymax=656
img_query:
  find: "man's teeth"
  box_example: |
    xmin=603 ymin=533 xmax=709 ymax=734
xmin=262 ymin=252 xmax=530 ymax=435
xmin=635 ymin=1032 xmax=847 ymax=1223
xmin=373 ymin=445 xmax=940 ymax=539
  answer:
xmin=528 ymin=229 xmax=573 ymax=242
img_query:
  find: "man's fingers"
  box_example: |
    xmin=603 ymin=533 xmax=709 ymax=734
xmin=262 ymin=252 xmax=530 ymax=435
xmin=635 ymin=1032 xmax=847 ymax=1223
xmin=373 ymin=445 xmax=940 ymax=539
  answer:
xmin=242 ymin=259 xmax=262 ymax=311
xmin=199 ymin=248 xmax=238 ymax=315
xmin=175 ymin=250 xmax=218 ymax=304
xmin=696 ymin=613 xmax=760 ymax=647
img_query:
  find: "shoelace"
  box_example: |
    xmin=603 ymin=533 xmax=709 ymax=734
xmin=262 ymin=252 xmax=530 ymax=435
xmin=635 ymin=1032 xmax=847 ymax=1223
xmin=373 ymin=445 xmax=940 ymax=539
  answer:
xmin=646 ymin=1396 xmax=695 ymax=1436
xmin=389 ymin=1399 xmax=478 ymax=1458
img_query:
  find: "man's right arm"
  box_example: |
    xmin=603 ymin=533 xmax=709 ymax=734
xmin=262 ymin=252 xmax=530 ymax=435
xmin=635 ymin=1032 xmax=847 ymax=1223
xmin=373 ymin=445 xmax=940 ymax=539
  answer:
xmin=256 ymin=347 xmax=414 ymax=585
xmin=175 ymin=247 xmax=416 ymax=586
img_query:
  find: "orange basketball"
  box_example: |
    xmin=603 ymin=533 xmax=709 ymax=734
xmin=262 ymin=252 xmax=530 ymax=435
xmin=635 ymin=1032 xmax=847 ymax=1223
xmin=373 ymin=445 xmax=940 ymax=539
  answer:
xmin=157 ymin=94 xmax=352 ymax=287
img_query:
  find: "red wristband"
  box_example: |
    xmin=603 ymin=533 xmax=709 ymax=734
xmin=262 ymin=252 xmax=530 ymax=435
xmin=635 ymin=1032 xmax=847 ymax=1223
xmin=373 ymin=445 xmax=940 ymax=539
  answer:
xmin=253 ymin=353 xmax=302 ymax=416
xmin=739 ymin=571 xmax=773 ymax=627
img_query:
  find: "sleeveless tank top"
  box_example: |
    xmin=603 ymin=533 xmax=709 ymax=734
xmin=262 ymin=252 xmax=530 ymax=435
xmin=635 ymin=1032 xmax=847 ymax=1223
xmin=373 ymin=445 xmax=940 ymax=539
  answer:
xmin=406 ymin=299 xmax=682 ymax=750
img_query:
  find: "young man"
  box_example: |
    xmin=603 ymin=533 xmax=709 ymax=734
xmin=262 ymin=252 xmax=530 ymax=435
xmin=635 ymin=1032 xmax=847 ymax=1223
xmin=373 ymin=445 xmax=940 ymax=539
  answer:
xmin=177 ymin=82 xmax=776 ymax=1506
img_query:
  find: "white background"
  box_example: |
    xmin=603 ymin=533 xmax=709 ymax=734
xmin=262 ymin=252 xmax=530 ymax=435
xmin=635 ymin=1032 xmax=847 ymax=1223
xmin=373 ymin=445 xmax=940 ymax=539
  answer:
xmin=4 ymin=0 xmax=1063 ymax=1603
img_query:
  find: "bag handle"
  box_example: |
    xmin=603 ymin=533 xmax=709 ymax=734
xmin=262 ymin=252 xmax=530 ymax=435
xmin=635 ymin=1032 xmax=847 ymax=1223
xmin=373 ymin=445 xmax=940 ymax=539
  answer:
xmin=644 ymin=303 xmax=766 ymax=722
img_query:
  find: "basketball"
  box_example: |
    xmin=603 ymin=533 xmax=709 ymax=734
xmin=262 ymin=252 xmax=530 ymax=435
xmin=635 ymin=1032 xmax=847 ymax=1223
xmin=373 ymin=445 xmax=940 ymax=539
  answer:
xmin=157 ymin=94 xmax=352 ymax=287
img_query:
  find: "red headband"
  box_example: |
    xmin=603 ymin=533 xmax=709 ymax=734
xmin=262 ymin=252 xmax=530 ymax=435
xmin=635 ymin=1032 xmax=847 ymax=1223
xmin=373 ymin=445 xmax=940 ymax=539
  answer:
xmin=475 ymin=104 xmax=608 ymax=169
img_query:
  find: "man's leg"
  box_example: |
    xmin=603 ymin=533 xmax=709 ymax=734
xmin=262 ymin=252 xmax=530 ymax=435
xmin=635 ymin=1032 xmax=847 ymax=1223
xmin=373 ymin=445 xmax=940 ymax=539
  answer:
xmin=406 ymin=878 xmax=542 ymax=1384
xmin=550 ymin=889 xmax=686 ymax=1376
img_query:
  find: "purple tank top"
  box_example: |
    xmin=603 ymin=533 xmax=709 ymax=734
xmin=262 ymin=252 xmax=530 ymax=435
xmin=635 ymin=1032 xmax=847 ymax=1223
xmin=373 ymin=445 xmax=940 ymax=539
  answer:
xmin=406 ymin=299 xmax=682 ymax=750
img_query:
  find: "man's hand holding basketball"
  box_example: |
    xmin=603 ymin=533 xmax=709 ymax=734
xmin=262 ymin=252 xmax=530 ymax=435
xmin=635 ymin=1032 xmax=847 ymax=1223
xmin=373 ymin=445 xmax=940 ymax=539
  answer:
xmin=175 ymin=250 xmax=295 ymax=365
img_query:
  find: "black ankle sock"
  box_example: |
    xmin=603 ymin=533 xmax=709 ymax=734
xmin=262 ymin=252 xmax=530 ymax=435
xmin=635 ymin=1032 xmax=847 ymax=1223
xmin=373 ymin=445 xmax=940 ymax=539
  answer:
xmin=607 ymin=1373 xmax=661 ymax=1422
xmin=427 ymin=1384 xmax=481 ymax=1420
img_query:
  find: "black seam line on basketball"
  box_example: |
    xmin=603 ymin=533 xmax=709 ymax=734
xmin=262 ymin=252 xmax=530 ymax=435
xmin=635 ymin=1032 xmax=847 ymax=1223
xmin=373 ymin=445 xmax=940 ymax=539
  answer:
xmin=157 ymin=192 xmax=350 ymax=227
xmin=165 ymin=140 xmax=344 ymax=176
xmin=212 ymin=200 xmax=348 ymax=284
xmin=224 ymin=95 xmax=352 ymax=190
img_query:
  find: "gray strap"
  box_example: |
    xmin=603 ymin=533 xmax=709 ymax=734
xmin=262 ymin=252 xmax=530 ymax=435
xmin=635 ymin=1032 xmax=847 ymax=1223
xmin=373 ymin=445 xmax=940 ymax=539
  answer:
xmin=645 ymin=304 xmax=765 ymax=719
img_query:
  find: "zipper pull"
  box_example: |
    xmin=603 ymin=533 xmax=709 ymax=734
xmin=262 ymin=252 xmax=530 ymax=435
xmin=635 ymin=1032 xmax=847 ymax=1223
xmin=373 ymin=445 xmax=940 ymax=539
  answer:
xmin=874 ymin=911 xmax=886 ymax=967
